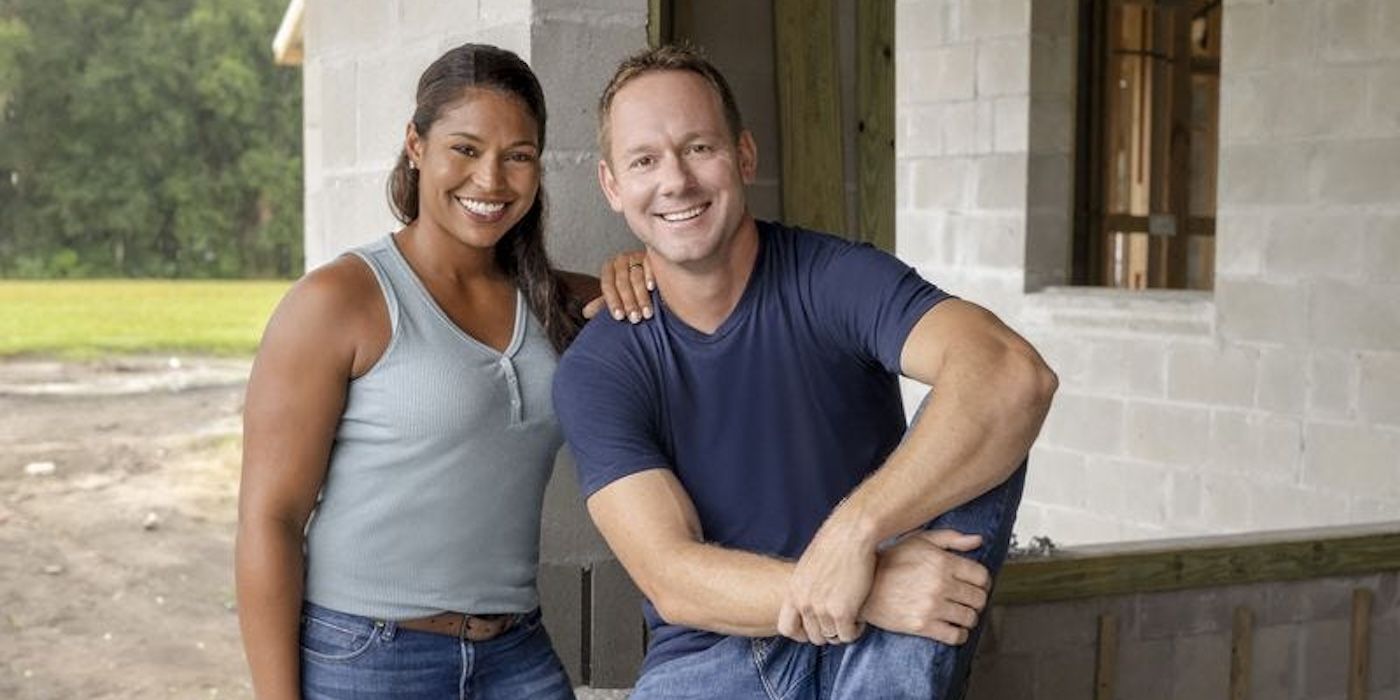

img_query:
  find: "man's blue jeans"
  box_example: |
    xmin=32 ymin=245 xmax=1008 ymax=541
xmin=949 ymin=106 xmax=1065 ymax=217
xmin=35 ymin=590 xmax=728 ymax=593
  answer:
xmin=631 ymin=462 xmax=1027 ymax=700
xmin=299 ymin=602 xmax=574 ymax=699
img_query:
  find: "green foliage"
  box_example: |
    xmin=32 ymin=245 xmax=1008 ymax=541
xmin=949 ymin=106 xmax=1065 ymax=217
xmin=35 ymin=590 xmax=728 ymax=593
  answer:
xmin=0 ymin=0 xmax=302 ymax=278
xmin=0 ymin=279 xmax=289 ymax=357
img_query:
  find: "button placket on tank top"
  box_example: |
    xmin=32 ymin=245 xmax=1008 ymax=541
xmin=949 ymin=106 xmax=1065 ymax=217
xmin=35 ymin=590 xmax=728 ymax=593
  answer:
xmin=499 ymin=355 xmax=524 ymax=426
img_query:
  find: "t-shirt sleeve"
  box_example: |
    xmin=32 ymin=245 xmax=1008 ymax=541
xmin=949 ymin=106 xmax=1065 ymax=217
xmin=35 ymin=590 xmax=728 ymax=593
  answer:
xmin=808 ymin=238 xmax=951 ymax=375
xmin=552 ymin=341 xmax=671 ymax=498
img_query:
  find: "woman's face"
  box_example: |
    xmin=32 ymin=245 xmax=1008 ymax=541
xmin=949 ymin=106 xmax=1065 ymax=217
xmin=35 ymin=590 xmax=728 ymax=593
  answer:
xmin=406 ymin=87 xmax=541 ymax=251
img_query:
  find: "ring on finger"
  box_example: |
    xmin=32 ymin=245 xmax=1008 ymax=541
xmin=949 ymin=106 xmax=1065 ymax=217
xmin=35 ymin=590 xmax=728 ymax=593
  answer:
xmin=627 ymin=260 xmax=645 ymax=270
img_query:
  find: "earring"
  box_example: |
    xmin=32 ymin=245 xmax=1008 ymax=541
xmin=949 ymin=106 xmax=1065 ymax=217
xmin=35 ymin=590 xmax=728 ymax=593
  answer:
xmin=409 ymin=161 xmax=418 ymax=171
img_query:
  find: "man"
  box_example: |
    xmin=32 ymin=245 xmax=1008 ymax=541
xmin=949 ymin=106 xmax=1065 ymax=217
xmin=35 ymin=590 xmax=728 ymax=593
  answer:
xmin=553 ymin=45 xmax=1057 ymax=699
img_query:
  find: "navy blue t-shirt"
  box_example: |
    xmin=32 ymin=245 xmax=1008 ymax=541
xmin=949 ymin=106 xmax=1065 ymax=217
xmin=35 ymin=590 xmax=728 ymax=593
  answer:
xmin=552 ymin=220 xmax=950 ymax=671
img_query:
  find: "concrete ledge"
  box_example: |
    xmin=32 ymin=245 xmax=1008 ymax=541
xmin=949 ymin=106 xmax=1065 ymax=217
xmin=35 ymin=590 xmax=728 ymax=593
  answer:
xmin=997 ymin=520 xmax=1400 ymax=605
xmin=1022 ymin=286 xmax=1215 ymax=338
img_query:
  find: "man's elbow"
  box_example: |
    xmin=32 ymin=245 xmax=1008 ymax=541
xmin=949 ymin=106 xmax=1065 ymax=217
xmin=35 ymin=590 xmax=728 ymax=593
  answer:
xmin=1002 ymin=344 xmax=1058 ymax=417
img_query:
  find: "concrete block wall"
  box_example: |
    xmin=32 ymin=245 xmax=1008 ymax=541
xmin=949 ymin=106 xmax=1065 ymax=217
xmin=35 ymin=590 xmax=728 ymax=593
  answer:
xmin=966 ymin=571 xmax=1400 ymax=700
xmin=897 ymin=0 xmax=1400 ymax=545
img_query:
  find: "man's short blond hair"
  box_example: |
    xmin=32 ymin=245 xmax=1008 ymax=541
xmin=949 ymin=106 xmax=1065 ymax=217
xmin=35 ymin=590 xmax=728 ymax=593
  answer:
xmin=597 ymin=43 xmax=745 ymax=161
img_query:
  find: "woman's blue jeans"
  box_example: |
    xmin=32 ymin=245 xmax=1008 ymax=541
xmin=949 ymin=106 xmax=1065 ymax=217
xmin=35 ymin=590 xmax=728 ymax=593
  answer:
xmin=299 ymin=602 xmax=574 ymax=699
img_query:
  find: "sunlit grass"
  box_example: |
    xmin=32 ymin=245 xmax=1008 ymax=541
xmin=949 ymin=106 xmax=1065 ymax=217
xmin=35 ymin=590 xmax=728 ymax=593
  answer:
xmin=0 ymin=280 xmax=291 ymax=358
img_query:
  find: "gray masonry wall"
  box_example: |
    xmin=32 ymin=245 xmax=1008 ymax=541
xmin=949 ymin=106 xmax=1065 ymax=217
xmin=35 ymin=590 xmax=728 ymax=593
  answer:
xmin=897 ymin=0 xmax=1400 ymax=545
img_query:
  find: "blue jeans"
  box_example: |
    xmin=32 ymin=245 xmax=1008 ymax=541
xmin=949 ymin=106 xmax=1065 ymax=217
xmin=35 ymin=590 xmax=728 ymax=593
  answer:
xmin=632 ymin=463 xmax=1027 ymax=700
xmin=300 ymin=602 xmax=574 ymax=700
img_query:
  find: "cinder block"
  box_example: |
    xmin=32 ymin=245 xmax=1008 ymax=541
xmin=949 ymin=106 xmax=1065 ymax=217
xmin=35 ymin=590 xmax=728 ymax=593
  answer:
xmin=320 ymin=60 xmax=359 ymax=170
xmin=1115 ymin=638 xmax=1173 ymax=700
xmin=1250 ymin=482 xmax=1344 ymax=531
xmin=965 ymin=649 xmax=1035 ymax=700
xmin=1166 ymin=343 xmax=1258 ymax=408
xmin=896 ymin=0 xmax=952 ymax=51
xmin=355 ymin=52 xmax=431 ymax=168
xmin=1028 ymin=34 xmax=1074 ymax=99
xmin=1363 ymin=215 xmax=1400 ymax=283
xmin=958 ymin=213 xmax=1024 ymax=269
xmin=940 ymin=101 xmax=982 ymax=156
xmin=1213 ymin=211 xmax=1269 ymax=277
xmin=1264 ymin=212 xmax=1365 ymax=281
xmin=1380 ymin=0 xmax=1400 ymax=58
xmin=1199 ymin=474 xmax=1253 ymax=532
xmin=1033 ymin=648 xmax=1095 ymax=700
xmin=1301 ymin=421 xmax=1400 ymax=497
xmin=1308 ymin=280 xmax=1400 ymax=351
xmin=1255 ymin=346 xmax=1306 ymax=414
xmin=896 ymin=210 xmax=954 ymax=268
xmin=1320 ymin=0 xmax=1372 ymax=64
xmin=478 ymin=0 xmax=531 ymax=25
xmin=400 ymin=0 xmax=484 ymax=41
xmin=533 ymin=19 xmax=646 ymax=153
xmin=1301 ymin=619 xmax=1351 ymax=699
xmin=589 ymin=559 xmax=644 ymax=689
xmin=1265 ymin=0 xmax=1321 ymax=66
xmin=1218 ymin=71 xmax=1269 ymax=145
xmin=1169 ymin=633 xmax=1229 ymax=700
xmin=1218 ymin=142 xmax=1311 ymax=206
xmin=911 ymin=157 xmax=974 ymax=210
xmin=901 ymin=45 xmax=976 ymax=103
xmin=1251 ymin=623 xmax=1303 ymax=698
xmin=322 ymin=0 xmax=400 ymax=54
xmin=1123 ymin=402 xmax=1210 ymax=467
xmin=1030 ymin=0 xmax=1073 ymax=38
xmin=1027 ymin=96 xmax=1074 ymax=155
xmin=1359 ymin=352 xmax=1400 ymax=426
xmin=1216 ymin=279 xmax=1306 ymax=344
xmin=993 ymin=96 xmax=1028 ymax=153
xmin=1220 ymin=4 xmax=1267 ymax=74
xmin=1316 ymin=139 xmax=1400 ymax=206
xmin=1168 ymin=471 xmax=1202 ymax=524
xmin=903 ymin=104 xmax=947 ymax=157
xmin=1270 ymin=68 xmax=1368 ymax=139
xmin=995 ymin=599 xmax=1100 ymax=654
xmin=975 ymin=154 xmax=1027 ymax=210
xmin=975 ymin=37 xmax=1030 ymax=98
xmin=1040 ymin=393 xmax=1124 ymax=454
xmin=960 ymin=0 xmax=1029 ymax=39
xmin=1306 ymin=350 xmax=1357 ymax=420
xmin=538 ymin=563 xmax=584 ymax=685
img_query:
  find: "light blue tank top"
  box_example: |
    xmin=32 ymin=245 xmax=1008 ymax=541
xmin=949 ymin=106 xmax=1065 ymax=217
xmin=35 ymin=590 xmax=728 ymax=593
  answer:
xmin=303 ymin=234 xmax=563 ymax=619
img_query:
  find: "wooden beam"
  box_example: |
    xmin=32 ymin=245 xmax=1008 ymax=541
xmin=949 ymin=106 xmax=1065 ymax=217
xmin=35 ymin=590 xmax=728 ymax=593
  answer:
xmin=994 ymin=525 xmax=1400 ymax=605
xmin=1229 ymin=606 xmax=1253 ymax=700
xmin=648 ymin=0 xmax=673 ymax=49
xmin=1094 ymin=614 xmax=1118 ymax=700
xmin=272 ymin=0 xmax=304 ymax=67
xmin=774 ymin=0 xmax=847 ymax=234
xmin=1350 ymin=588 xmax=1373 ymax=700
xmin=856 ymin=0 xmax=894 ymax=253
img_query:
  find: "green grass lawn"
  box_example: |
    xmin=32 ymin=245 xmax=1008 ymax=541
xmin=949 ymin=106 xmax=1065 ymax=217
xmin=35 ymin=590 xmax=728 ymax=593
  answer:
xmin=0 ymin=280 xmax=292 ymax=358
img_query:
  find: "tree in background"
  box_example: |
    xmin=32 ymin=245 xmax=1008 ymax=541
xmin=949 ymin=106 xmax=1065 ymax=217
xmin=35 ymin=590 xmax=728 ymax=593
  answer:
xmin=0 ymin=0 xmax=301 ymax=278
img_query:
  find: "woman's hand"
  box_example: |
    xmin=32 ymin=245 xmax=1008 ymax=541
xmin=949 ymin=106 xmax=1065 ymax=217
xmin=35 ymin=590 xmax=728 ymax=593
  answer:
xmin=584 ymin=251 xmax=653 ymax=323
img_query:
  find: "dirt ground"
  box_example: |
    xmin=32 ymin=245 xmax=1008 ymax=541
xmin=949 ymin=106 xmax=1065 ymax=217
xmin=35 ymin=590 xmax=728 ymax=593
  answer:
xmin=0 ymin=356 xmax=254 ymax=700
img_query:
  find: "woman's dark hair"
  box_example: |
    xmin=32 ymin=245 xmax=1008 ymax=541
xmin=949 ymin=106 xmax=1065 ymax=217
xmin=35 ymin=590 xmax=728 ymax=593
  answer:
xmin=387 ymin=43 xmax=582 ymax=354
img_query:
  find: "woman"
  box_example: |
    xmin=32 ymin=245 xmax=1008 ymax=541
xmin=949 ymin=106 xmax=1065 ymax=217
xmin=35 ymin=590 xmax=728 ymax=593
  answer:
xmin=235 ymin=43 xmax=642 ymax=699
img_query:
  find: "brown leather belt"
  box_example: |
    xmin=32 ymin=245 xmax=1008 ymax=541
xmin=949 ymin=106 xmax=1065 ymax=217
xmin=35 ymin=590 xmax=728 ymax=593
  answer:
xmin=396 ymin=611 xmax=516 ymax=642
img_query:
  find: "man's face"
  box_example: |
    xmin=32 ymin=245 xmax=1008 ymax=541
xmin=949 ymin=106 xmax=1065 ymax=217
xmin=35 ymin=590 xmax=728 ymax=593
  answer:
xmin=598 ymin=70 xmax=756 ymax=268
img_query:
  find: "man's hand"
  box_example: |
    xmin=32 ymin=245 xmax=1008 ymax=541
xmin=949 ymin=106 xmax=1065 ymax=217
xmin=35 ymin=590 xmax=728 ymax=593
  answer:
xmin=861 ymin=530 xmax=989 ymax=645
xmin=778 ymin=519 xmax=879 ymax=646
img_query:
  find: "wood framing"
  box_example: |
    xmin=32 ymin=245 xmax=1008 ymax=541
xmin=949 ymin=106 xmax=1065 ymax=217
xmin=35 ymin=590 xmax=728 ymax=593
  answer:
xmin=272 ymin=0 xmax=305 ymax=67
xmin=995 ymin=523 xmax=1400 ymax=605
xmin=773 ymin=0 xmax=847 ymax=234
xmin=856 ymin=1 xmax=895 ymax=253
